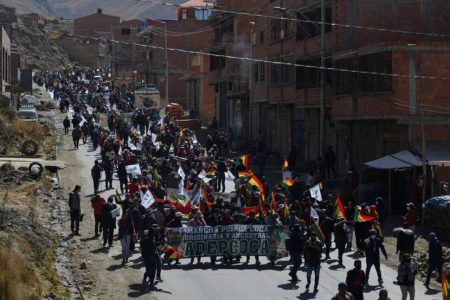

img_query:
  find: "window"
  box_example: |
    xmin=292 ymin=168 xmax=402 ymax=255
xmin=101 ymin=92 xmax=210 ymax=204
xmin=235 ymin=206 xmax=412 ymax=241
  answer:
xmin=296 ymin=6 xmax=332 ymax=41
xmin=121 ymin=28 xmax=131 ymax=35
xmin=253 ymin=62 xmax=265 ymax=83
xmin=270 ymin=19 xmax=281 ymax=42
xmin=213 ymin=17 xmax=234 ymax=41
xmin=270 ymin=19 xmax=289 ymax=42
xmin=335 ymin=52 xmax=393 ymax=95
xmin=270 ymin=64 xmax=289 ymax=85
xmin=195 ymin=9 xmax=212 ymax=20
xmin=252 ymin=31 xmax=257 ymax=46
xmin=228 ymin=82 xmax=233 ymax=91
xmin=210 ymin=50 xmax=226 ymax=70
xmin=178 ymin=9 xmax=188 ymax=20
xmin=259 ymin=31 xmax=264 ymax=45
xmin=296 ymin=59 xmax=320 ymax=89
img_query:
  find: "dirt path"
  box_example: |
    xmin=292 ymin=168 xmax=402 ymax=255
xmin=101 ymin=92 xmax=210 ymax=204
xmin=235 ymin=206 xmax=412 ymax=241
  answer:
xmin=56 ymin=112 xmax=157 ymax=300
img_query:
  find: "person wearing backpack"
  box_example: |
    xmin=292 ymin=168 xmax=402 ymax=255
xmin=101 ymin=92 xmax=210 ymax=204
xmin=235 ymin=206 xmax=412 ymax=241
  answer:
xmin=397 ymin=254 xmax=417 ymax=300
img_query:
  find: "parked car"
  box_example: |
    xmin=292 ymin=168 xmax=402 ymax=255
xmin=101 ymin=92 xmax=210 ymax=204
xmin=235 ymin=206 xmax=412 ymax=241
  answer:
xmin=17 ymin=105 xmax=38 ymax=122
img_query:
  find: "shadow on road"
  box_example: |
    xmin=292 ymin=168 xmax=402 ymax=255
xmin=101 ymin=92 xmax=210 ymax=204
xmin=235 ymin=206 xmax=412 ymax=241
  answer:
xmin=425 ymin=287 xmax=441 ymax=295
xmin=297 ymin=290 xmax=317 ymax=299
xmin=277 ymin=282 xmax=300 ymax=290
xmin=128 ymin=283 xmax=172 ymax=298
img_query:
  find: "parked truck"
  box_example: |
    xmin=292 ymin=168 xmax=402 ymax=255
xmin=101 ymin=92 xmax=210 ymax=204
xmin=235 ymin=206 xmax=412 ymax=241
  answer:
xmin=134 ymin=84 xmax=161 ymax=110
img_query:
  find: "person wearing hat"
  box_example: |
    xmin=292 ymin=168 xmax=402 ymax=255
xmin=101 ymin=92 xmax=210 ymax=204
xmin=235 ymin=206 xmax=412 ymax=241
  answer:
xmin=424 ymin=232 xmax=443 ymax=288
xmin=334 ymin=216 xmax=349 ymax=266
xmin=364 ymin=228 xmax=388 ymax=286
xmin=346 ymin=260 xmax=365 ymax=300
xmin=397 ymin=253 xmax=417 ymax=300
xmin=303 ymin=231 xmax=323 ymax=292
xmin=331 ymin=282 xmax=355 ymax=300
xmin=395 ymin=222 xmax=415 ymax=262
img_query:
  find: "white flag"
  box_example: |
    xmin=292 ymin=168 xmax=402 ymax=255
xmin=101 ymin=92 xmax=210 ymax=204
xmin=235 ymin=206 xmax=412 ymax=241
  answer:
xmin=126 ymin=164 xmax=141 ymax=176
xmin=309 ymin=184 xmax=322 ymax=201
xmin=140 ymin=190 xmax=155 ymax=209
xmin=225 ymin=170 xmax=235 ymax=181
xmin=192 ymin=134 xmax=198 ymax=144
xmin=177 ymin=181 xmax=190 ymax=203
xmin=136 ymin=143 xmax=142 ymax=151
xmin=118 ymin=146 xmax=122 ymax=156
xmin=310 ymin=207 xmax=320 ymax=222
xmin=191 ymin=188 xmax=201 ymax=205
xmin=198 ymin=170 xmax=212 ymax=183
xmin=178 ymin=166 xmax=186 ymax=180
xmin=129 ymin=143 xmax=137 ymax=151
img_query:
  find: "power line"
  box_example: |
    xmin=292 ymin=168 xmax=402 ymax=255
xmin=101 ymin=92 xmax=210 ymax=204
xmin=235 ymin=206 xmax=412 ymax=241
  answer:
xmin=56 ymin=31 xmax=450 ymax=81
xmin=142 ymin=0 xmax=450 ymax=39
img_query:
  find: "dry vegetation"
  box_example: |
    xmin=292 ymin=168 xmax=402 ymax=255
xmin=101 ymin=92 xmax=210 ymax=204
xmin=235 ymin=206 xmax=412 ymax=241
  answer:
xmin=0 ymin=108 xmax=56 ymax=158
xmin=0 ymin=182 xmax=69 ymax=300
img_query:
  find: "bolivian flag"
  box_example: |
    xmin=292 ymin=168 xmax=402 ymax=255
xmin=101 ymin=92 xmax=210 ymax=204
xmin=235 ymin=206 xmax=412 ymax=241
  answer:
xmin=282 ymin=157 xmax=289 ymax=171
xmin=202 ymin=190 xmax=213 ymax=209
xmin=442 ymin=272 xmax=450 ymax=300
xmin=240 ymin=154 xmax=249 ymax=167
xmin=333 ymin=196 xmax=347 ymax=220
xmin=354 ymin=205 xmax=375 ymax=222
xmin=310 ymin=221 xmax=325 ymax=242
xmin=238 ymin=170 xmax=253 ymax=178
xmin=282 ymin=178 xmax=295 ymax=188
xmin=163 ymin=245 xmax=182 ymax=260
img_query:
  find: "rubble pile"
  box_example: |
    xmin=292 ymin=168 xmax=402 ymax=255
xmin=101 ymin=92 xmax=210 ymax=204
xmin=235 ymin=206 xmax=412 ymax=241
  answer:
xmin=0 ymin=164 xmax=32 ymax=187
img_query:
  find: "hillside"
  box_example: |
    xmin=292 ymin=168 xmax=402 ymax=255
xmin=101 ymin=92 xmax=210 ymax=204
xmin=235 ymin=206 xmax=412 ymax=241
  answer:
xmin=0 ymin=0 xmax=187 ymax=20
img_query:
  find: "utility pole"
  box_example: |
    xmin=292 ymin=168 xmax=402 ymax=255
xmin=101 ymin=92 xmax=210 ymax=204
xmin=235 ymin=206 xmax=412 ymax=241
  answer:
xmin=419 ymin=65 xmax=427 ymax=207
xmin=319 ymin=0 xmax=326 ymax=158
xmin=164 ymin=22 xmax=169 ymax=105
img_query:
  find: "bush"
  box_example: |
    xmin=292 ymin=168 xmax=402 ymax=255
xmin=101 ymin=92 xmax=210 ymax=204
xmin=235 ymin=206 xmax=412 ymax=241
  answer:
xmin=423 ymin=208 xmax=450 ymax=240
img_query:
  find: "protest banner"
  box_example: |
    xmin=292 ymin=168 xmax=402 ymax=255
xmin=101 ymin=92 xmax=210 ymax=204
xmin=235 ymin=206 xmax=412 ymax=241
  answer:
xmin=165 ymin=225 xmax=290 ymax=258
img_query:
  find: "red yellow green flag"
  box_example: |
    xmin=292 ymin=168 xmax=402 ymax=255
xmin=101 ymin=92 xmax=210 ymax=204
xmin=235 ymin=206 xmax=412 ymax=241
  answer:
xmin=163 ymin=245 xmax=182 ymax=260
xmin=240 ymin=155 xmax=249 ymax=167
xmin=310 ymin=221 xmax=325 ymax=242
xmin=282 ymin=178 xmax=295 ymax=188
xmin=202 ymin=190 xmax=213 ymax=209
xmin=333 ymin=196 xmax=347 ymax=221
xmin=238 ymin=170 xmax=253 ymax=178
xmin=442 ymin=272 xmax=450 ymax=300
xmin=282 ymin=157 xmax=289 ymax=171
xmin=248 ymin=174 xmax=265 ymax=195
xmin=353 ymin=205 xmax=376 ymax=223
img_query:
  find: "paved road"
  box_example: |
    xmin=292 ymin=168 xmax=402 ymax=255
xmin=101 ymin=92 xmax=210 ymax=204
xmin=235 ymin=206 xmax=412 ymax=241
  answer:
xmin=56 ymin=113 xmax=442 ymax=300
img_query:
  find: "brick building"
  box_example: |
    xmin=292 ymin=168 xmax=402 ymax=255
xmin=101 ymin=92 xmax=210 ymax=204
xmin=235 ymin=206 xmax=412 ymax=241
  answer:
xmin=0 ymin=4 xmax=17 ymax=24
xmin=145 ymin=0 xmax=216 ymax=124
xmin=111 ymin=19 xmax=149 ymax=87
xmin=250 ymin=0 xmax=450 ymax=179
xmin=208 ymin=0 xmax=260 ymax=148
xmin=72 ymin=9 xmax=121 ymax=68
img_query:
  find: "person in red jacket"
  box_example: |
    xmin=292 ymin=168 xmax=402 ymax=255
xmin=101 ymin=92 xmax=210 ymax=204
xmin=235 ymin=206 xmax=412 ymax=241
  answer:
xmin=91 ymin=194 xmax=106 ymax=237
